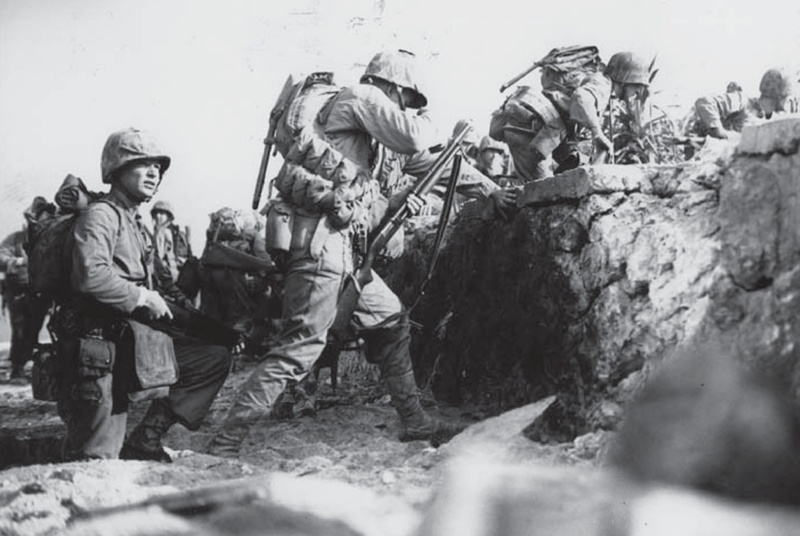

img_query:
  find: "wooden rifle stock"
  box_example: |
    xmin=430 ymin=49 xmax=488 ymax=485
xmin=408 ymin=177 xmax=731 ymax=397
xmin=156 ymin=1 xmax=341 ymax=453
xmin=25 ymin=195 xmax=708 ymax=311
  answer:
xmin=329 ymin=122 xmax=474 ymax=338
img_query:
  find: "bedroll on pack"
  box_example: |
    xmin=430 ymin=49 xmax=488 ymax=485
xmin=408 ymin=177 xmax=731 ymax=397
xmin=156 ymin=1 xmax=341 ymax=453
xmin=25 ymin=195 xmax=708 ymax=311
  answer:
xmin=270 ymin=72 xmax=341 ymax=158
xmin=539 ymin=45 xmax=602 ymax=95
xmin=501 ymin=44 xmax=601 ymax=93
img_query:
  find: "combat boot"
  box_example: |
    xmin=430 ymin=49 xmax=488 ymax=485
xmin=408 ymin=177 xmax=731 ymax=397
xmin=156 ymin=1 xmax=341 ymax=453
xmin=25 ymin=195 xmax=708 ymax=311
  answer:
xmin=399 ymin=411 xmax=466 ymax=448
xmin=386 ymin=370 xmax=465 ymax=447
xmin=120 ymin=400 xmax=177 ymax=463
xmin=9 ymin=364 xmax=28 ymax=386
xmin=206 ymin=422 xmax=251 ymax=458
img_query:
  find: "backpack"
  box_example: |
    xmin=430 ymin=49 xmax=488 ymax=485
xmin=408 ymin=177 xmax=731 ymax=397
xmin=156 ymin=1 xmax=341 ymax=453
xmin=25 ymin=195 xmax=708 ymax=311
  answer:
xmin=27 ymin=199 xmax=120 ymax=302
xmin=270 ymin=72 xmax=341 ymax=158
xmin=170 ymin=223 xmax=192 ymax=261
xmin=538 ymin=45 xmax=602 ymax=95
xmin=27 ymin=213 xmax=78 ymax=300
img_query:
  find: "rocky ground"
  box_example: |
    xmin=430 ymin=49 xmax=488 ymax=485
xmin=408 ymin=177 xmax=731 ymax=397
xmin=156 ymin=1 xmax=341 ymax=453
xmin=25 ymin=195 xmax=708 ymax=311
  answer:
xmin=0 ymin=345 xmax=595 ymax=536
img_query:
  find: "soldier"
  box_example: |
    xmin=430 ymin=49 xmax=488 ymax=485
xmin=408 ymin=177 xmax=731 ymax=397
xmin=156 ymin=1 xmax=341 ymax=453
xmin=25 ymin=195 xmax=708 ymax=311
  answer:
xmin=688 ymin=81 xmax=752 ymax=139
xmin=491 ymin=49 xmax=651 ymax=181
xmin=0 ymin=199 xmax=51 ymax=384
xmin=52 ymin=128 xmax=232 ymax=461
xmin=150 ymin=200 xmax=180 ymax=283
xmin=209 ymin=50 xmax=483 ymax=455
xmin=758 ymin=68 xmax=799 ymax=119
xmin=476 ymin=136 xmax=512 ymax=183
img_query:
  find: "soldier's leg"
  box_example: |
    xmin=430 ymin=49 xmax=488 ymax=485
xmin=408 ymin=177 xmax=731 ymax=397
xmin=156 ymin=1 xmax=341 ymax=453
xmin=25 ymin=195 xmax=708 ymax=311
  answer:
xmin=355 ymin=273 xmax=465 ymax=446
xmin=12 ymin=295 xmax=50 ymax=383
xmin=7 ymin=296 xmax=27 ymax=380
xmin=56 ymin=338 xmax=127 ymax=460
xmin=122 ymin=335 xmax=232 ymax=461
xmin=208 ymin=231 xmax=346 ymax=455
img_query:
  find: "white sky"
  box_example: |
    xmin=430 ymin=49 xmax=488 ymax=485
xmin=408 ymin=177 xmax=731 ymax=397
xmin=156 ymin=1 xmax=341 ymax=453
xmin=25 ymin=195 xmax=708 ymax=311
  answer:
xmin=1 ymin=0 xmax=798 ymax=251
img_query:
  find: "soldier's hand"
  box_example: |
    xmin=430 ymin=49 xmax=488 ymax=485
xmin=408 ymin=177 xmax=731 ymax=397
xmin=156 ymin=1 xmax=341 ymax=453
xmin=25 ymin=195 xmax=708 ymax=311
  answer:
xmin=141 ymin=289 xmax=173 ymax=320
xmin=708 ymin=126 xmax=729 ymax=139
xmin=231 ymin=334 xmax=247 ymax=356
xmin=594 ymin=132 xmax=613 ymax=154
xmin=406 ymin=193 xmax=430 ymax=216
xmin=491 ymin=188 xmax=518 ymax=217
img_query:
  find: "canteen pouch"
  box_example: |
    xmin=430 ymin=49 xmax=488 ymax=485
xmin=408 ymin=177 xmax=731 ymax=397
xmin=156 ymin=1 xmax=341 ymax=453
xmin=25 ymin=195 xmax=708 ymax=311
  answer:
xmin=265 ymin=200 xmax=295 ymax=252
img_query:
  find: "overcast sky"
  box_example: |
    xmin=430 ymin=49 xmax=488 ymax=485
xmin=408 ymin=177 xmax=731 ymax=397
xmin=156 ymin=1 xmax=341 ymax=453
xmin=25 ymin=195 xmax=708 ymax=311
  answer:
xmin=1 ymin=0 xmax=798 ymax=251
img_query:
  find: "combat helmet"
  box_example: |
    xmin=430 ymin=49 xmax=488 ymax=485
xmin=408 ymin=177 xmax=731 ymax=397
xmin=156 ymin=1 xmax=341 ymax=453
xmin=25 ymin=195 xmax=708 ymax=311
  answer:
xmin=604 ymin=52 xmax=651 ymax=86
xmin=759 ymin=68 xmax=796 ymax=99
xmin=361 ymin=49 xmax=428 ymax=109
xmin=150 ymin=200 xmax=175 ymax=220
xmin=101 ymin=128 xmax=171 ymax=184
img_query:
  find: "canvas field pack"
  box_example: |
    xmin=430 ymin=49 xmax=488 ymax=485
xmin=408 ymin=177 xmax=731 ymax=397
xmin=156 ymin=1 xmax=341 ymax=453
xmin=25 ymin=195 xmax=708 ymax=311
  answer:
xmin=270 ymin=71 xmax=341 ymax=158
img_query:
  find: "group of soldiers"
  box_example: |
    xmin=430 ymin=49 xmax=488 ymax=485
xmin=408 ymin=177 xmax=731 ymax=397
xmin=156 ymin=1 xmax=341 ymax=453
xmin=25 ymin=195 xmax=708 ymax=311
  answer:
xmin=0 ymin=45 xmax=798 ymax=462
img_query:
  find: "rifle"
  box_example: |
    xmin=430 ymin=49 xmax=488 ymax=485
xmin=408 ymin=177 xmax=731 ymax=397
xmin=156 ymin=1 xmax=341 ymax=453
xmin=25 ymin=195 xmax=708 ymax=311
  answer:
xmin=500 ymin=45 xmax=599 ymax=93
xmin=252 ymin=121 xmax=278 ymax=211
xmin=134 ymin=299 xmax=243 ymax=349
xmin=329 ymin=121 xmax=474 ymax=340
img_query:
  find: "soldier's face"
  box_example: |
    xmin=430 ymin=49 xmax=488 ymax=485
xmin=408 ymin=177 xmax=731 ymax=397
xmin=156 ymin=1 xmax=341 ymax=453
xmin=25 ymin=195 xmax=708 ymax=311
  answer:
xmin=117 ymin=161 xmax=162 ymax=201
xmin=481 ymin=150 xmax=505 ymax=177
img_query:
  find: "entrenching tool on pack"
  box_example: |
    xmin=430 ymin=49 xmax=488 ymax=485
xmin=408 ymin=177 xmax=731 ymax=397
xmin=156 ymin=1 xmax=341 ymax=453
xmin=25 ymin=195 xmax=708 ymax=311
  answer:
xmin=500 ymin=45 xmax=600 ymax=93
xmin=252 ymin=114 xmax=279 ymax=210
xmin=328 ymin=121 xmax=474 ymax=344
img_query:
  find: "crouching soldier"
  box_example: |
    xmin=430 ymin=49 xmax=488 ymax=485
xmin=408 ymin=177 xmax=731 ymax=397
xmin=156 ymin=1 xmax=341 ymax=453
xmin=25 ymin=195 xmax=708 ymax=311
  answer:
xmin=53 ymin=128 xmax=232 ymax=461
xmin=491 ymin=49 xmax=651 ymax=181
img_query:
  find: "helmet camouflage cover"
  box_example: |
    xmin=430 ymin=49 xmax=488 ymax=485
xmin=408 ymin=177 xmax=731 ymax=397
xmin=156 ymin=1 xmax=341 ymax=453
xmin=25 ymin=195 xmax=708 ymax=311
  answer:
xmin=361 ymin=49 xmax=428 ymax=109
xmin=604 ymin=52 xmax=651 ymax=86
xmin=101 ymin=127 xmax=171 ymax=184
xmin=759 ymin=68 xmax=796 ymax=100
xmin=479 ymin=136 xmax=505 ymax=153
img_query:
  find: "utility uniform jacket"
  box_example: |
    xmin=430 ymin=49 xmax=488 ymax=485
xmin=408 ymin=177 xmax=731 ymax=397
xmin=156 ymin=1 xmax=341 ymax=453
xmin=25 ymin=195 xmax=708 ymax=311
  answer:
xmin=323 ymin=84 xmax=497 ymax=212
xmin=693 ymin=91 xmax=748 ymax=133
xmin=71 ymin=189 xmax=150 ymax=315
xmin=549 ymin=71 xmax=612 ymax=133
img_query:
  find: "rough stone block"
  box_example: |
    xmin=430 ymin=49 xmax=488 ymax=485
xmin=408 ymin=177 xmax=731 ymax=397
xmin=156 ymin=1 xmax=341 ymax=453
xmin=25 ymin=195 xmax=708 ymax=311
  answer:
xmin=517 ymin=165 xmax=663 ymax=208
xmin=738 ymin=117 xmax=800 ymax=155
xmin=517 ymin=171 xmax=591 ymax=207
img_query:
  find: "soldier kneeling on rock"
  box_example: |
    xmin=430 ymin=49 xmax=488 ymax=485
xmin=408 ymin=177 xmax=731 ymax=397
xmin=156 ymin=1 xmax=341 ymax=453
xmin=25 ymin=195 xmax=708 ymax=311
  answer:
xmin=51 ymin=128 xmax=232 ymax=462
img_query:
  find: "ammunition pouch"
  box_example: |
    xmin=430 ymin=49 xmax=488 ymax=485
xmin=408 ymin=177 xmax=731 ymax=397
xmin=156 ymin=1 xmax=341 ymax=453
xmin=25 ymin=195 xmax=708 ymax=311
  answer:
xmin=77 ymin=337 xmax=116 ymax=379
xmin=51 ymin=305 xmax=177 ymax=403
xmin=275 ymin=126 xmax=373 ymax=231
